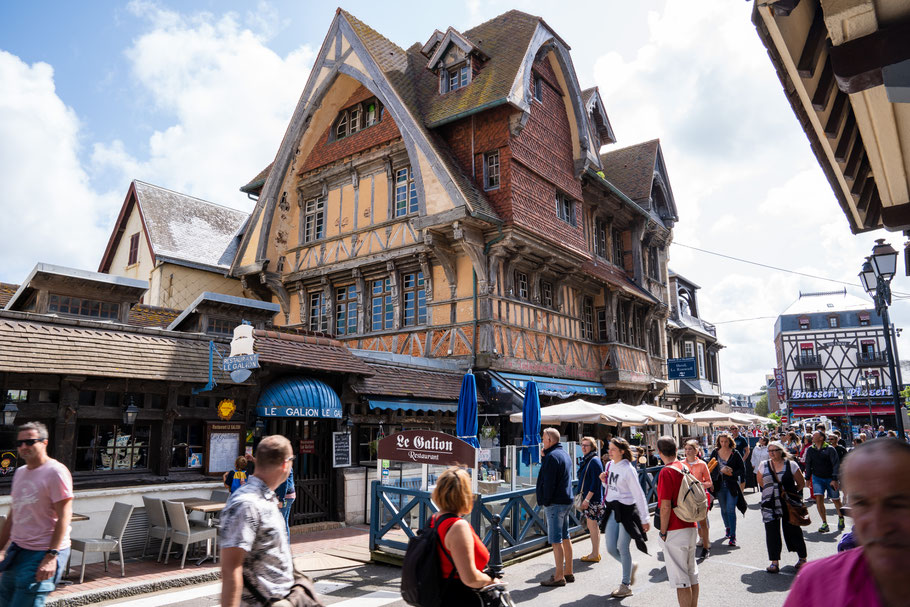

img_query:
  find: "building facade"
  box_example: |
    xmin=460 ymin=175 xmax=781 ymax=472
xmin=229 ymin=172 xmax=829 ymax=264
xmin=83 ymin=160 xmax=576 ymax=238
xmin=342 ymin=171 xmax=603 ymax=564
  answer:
xmin=775 ymin=289 xmax=897 ymax=434
xmin=661 ymin=271 xmax=723 ymax=414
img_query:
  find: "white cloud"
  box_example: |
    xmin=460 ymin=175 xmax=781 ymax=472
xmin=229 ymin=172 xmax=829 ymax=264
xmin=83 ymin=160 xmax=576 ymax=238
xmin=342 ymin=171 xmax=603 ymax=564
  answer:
xmin=0 ymin=51 xmax=119 ymax=282
xmin=92 ymin=1 xmax=315 ymax=209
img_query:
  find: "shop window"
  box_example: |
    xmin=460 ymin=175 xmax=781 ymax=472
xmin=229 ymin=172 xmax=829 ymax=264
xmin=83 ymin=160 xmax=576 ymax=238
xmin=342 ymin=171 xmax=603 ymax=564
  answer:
xmin=170 ymin=422 xmax=204 ymax=469
xmin=371 ymin=278 xmax=393 ymax=331
xmin=484 ymin=151 xmax=500 ymax=190
xmin=147 ymin=394 xmax=164 ymax=410
xmin=335 ymin=285 xmax=358 ymax=336
xmin=75 ymin=423 xmax=151 ymax=472
xmin=78 ymin=390 xmax=96 ymax=407
xmin=128 ymin=233 xmax=140 ymax=265
xmin=402 ymin=272 xmax=427 ymax=327
xmin=303 ymin=196 xmax=326 ymax=244
xmin=5 ymin=389 xmax=27 ymax=403
xmin=556 ymin=192 xmax=577 ymax=227
xmin=48 ymin=294 xmax=119 ymax=321
xmin=356 ymin=424 xmax=384 ymax=463
xmin=394 ymin=167 xmax=418 ymax=217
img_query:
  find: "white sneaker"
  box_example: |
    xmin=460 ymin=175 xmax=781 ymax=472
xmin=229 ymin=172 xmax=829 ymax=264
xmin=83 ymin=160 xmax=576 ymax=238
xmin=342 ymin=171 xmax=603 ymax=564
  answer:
xmin=611 ymin=584 xmax=633 ymax=598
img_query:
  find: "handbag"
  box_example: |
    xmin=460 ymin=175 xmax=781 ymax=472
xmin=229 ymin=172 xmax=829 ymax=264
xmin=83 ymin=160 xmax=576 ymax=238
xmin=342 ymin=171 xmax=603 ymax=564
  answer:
xmin=244 ymin=567 xmax=325 ymax=607
xmin=768 ymin=461 xmax=810 ymax=527
xmin=574 ymin=456 xmax=595 ymax=511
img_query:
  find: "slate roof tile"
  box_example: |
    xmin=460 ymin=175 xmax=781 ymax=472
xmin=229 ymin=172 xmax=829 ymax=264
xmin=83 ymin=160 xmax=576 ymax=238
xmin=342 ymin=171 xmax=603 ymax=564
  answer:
xmin=0 ymin=283 xmax=19 ymax=309
xmin=353 ymin=363 xmax=480 ymax=402
xmin=127 ymin=304 xmax=182 ymax=329
xmin=598 ymin=140 xmax=660 ymax=203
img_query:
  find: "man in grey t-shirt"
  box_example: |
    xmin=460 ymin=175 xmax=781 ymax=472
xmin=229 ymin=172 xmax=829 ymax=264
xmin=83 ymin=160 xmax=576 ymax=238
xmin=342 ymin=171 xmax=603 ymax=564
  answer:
xmin=220 ymin=435 xmax=295 ymax=607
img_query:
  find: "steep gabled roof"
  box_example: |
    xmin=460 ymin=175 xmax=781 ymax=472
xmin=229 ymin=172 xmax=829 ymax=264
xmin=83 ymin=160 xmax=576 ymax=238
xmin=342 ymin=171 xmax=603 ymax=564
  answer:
xmin=599 ymin=139 xmax=660 ymax=203
xmin=0 ymin=283 xmax=18 ymax=309
xmin=240 ymin=162 xmax=273 ymax=195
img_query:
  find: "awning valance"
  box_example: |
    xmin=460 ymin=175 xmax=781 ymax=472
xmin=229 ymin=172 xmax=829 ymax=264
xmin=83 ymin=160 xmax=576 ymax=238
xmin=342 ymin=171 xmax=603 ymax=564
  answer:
xmin=368 ymin=399 xmax=457 ymax=413
xmin=491 ymin=371 xmax=607 ymax=398
xmin=256 ymin=376 xmax=342 ymax=418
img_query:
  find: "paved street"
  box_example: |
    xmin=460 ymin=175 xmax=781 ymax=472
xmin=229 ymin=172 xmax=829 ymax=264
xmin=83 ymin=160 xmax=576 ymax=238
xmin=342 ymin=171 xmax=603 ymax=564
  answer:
xmin=96 ymin=489 xmax=847 ymax=607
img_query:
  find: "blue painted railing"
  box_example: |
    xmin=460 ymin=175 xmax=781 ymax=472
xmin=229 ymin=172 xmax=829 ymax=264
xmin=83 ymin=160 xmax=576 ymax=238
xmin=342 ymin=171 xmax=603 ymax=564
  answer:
xmin=369 ymin=465 xmax=665 ymax=558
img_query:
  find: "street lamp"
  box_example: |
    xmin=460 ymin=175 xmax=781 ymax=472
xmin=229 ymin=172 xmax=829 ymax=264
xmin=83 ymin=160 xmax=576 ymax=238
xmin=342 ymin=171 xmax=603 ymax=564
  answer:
xmin=2 ymin=397 xmax=18 ymax=426
xmin=858 ymin=239 xmax=906 ymax=441
xmin=122 ymin=395 xmax=139 ymax=426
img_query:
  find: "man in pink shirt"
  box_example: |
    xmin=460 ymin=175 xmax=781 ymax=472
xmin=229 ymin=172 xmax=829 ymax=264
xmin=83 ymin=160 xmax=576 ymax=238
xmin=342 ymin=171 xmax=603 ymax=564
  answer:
xmin=783 ymin=438 xmax=910 ymax=607
xmin=0 ymin=422 xmax=73 ymax=607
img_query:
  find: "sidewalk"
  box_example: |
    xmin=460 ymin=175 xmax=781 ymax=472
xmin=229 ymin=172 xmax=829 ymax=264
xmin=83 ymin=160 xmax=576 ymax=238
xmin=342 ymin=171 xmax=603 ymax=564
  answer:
xmin=47 ymin=524 xmax=372 ymax=607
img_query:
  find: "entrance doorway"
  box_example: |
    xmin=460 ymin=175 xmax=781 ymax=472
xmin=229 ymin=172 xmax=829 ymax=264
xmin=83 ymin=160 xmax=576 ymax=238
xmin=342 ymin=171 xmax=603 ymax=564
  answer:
xmin=267 ymin=417 xmax=336 ymax=524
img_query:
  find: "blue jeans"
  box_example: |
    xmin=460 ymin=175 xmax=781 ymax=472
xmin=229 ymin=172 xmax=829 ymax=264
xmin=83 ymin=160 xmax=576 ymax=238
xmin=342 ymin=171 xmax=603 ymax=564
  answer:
xmin=718 ymin=484 xmax=738 ymax=538
xmin=544 ymin=504 xmax=571 ymax=544
xmin=0 ymin=544 xmax=71 ymax=607
xmin=604 ymin=514 xmax=632 ymax=585
xmin=280 ymin=497 xmax=295 ymax=539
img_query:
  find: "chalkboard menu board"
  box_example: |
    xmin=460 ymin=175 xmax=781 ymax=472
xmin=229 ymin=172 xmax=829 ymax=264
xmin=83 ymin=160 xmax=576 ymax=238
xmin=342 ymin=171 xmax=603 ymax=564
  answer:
xmin=206 ymin=422 xmax=244 ymax=475
xmin=332 ymin=432 xmax=351 ymax=468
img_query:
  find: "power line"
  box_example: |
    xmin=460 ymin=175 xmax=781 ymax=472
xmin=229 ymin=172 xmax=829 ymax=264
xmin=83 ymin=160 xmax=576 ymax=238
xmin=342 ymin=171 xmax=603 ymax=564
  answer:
xmin=672 ymin=242 xmax=910 ymax=297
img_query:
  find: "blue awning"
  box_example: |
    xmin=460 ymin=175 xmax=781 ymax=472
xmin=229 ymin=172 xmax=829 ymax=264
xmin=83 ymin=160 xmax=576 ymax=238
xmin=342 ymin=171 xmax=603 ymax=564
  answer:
xmin=368 ymin=399 xmax=457 ymax=413
xmin=256 ymin=377 xmax=342 ymax=418
xmin=492 ymin=371 xmax=607 ymax=398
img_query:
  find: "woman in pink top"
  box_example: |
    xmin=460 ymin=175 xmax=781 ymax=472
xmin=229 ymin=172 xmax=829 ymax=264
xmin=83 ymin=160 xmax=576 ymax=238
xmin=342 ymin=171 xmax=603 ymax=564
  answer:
xmin=684 ymin=440 xmax=712 ymax=558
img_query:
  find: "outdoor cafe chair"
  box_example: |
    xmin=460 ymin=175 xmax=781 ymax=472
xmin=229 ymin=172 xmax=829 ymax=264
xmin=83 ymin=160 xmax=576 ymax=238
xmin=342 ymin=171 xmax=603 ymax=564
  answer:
xmin=163 ymin=499 xmax=218 ymax=569
xmin=67 ymin=502 xmax=135 ymax=584
xmin=141 ymin=496 xmax=171 ymax=562
xmin=210 ymin=489 xmax=230 ymax=503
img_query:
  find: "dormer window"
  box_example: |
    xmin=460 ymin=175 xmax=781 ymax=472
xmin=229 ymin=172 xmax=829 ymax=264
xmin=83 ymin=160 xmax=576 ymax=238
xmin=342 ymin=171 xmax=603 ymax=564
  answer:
xmin=442 ymin=64 xmax=470 ymax=93
xmin=333 ymin=98 xmax=383 ymax=141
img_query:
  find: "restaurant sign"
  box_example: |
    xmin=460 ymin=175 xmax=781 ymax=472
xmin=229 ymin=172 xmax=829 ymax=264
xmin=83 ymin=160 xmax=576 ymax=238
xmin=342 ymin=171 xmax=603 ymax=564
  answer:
xmin=377 ymin=430 xmax=476 ymax=466
xmin=790 ymin=386 xmax=893 ymax=400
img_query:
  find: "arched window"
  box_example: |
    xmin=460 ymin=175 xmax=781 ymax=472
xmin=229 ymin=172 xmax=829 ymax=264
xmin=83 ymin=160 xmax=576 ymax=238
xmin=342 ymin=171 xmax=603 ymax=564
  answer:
xmin=333 ymin=97 xmax=383 ymax=141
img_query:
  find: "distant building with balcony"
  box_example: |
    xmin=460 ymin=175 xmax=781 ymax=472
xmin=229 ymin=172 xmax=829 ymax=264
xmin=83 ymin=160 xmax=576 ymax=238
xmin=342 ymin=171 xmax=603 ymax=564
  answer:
xmin=774 ymin=289 xmax=897 ymax=434
xmin=661 ymin=271 xmax=723 ymax=414
xmin=724 ymin=392 xmax=756 ymax=415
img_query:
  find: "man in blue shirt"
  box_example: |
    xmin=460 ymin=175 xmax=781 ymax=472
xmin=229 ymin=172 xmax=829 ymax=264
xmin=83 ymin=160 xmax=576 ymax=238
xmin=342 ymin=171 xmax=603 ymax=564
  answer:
xmin=536 ymin=427 xmax=574 ymax=587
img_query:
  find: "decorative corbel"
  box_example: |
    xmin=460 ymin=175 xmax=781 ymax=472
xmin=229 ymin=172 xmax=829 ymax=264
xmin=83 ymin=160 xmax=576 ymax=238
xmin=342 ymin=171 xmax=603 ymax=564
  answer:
xmin=351 ymin=166 xmax=359 ymax=190
xmin=425 ymin=231 xmax=457 ymax=298
xmin=418 ymin=253 xmax=433 ymax=302
xmin=452 ymin=222 xmax=488 ymax=291
xmin=259 ymin=271 xmax=291 ymax=323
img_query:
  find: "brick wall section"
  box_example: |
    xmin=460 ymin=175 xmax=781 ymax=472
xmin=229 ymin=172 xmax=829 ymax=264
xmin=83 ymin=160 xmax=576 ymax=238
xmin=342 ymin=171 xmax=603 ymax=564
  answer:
xmin=437 ymin=105 xmax=514 ymax=222
xmin=508 ymin=57 xmax=586 ymax=254
xmin=301 ymin=85 xmax=402 ymax=173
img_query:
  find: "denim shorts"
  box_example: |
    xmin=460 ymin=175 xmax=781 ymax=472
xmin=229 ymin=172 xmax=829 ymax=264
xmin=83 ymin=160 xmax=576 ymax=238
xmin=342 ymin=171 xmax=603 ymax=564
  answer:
xmin=544 ymin=504 xmax=571 ymax=544
xmin=812 ymin=476 xmax=839 ymax=499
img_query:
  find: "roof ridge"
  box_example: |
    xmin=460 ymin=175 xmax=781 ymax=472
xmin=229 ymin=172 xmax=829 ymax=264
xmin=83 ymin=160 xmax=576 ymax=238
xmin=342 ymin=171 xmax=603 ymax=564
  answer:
xmin=464 ymin=9 xmax=540 ymax=38
xmin=338 ymin=9 xmax=407 ymax=57
xmin=600 ymin=138 xmax=660 ymax=157
xmin=133 ymin=180 xmax=249 ymax=216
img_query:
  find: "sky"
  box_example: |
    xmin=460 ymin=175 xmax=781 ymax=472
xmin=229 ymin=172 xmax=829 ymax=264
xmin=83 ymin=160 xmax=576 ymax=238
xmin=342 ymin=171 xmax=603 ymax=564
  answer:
xmin=1 ymin=0 xmax=907 ymax=394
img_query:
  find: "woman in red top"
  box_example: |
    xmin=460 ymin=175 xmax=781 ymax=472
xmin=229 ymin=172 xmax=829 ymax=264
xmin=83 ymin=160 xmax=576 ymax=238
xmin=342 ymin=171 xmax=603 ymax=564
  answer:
xmin=430 ymin=467 xmax=499 ymax=605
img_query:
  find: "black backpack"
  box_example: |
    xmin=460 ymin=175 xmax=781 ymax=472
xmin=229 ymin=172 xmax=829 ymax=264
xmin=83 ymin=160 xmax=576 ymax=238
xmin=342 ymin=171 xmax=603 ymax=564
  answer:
xmin=400 ymin=513 xmax=459 ymax=606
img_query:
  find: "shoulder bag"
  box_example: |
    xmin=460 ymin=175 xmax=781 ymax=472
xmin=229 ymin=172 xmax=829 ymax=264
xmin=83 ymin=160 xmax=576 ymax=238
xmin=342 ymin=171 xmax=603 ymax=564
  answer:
xmin=243 ymin=568 xmax=325 ymax=607
xmin=573 ymin=456 xmax=595 ymax=511
xmin=768 ymin=461 xmax=810 ymax=527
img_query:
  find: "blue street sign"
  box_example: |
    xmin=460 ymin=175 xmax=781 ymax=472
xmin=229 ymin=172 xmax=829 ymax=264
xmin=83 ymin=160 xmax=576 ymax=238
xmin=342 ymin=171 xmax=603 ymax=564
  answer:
xmin=668 ymin=357 xmax=697 ymax=379
xmin=223 ymin=353 xmax=260 ymax=372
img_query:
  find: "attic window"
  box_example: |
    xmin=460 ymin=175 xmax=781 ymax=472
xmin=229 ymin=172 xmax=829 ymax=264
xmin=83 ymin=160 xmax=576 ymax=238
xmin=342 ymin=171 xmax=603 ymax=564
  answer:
xmin=533 ymin=75 xmax=543 ymax=102
xmin=441 ymin=64 xmax=470 ymax=93
xmin=333 ymin=98 xmax=383 ymax=140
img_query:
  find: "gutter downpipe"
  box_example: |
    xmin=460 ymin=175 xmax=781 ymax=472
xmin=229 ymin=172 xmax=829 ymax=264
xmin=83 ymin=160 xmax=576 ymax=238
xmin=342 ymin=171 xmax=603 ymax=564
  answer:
xmin=473 ymin=223 xmax=505 ymax=370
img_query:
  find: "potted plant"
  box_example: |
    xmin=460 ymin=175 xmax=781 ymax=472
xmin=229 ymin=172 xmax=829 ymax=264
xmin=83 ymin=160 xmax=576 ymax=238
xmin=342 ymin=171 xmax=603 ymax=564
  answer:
xmin=629 ymin=432 xmax=643 ymax=446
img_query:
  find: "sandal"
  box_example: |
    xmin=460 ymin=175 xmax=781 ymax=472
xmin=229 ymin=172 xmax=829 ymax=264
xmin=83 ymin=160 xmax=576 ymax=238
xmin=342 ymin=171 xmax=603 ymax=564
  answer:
xmin=766 ymin=563 xmax=780 ymax=574
xmin=580 ymin=554 xmax=601 ymax=562
xmin=795 ymin=559 xmax=807 ymax=571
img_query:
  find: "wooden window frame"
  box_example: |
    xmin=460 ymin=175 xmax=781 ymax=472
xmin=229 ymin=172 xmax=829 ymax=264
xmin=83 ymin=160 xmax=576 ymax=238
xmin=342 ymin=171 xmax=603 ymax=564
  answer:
xmin=582 ymin=296 xmax=594 ymax=340
xmin=612 ymin=227 xmax=624 ymax=266
xmin=48 ymin=294 xmax=119 ymax=321
xmin=394 ymin=167 xmax=418 ymax=217
xmin=555 ymin=192 xmax=577 ymax=227
xmin=515 ymin=271 xmax=529 ymax=300
xmin=74 ymin=422 xmax=152 ymax=474
xmin=541 ymin=280 xmax=553 ymax=309
xmin=335 ymin=285 xmax=358 ymax=336
xmin=308 ymin=291 xmax=328 ymax=333
xmin=827 ymin=315 xmax=839 ymax=328
xmin=596 ymin=307 xmax=608 ymax=341
xmin=371 ymin=278 xmax=393 ymax=332
xmin=533 ymin=75 xmax=543 ymax=102
xmin=402 ymin=271 xmax=427 ymax=327
xmin=333 ymin=98 xmax=383 ymax=140
xmin=483 ymin=151 xmax=500 ymax=191
xmin=206 ymin=316 xmax=234 ymax=336
xmin=697 ymin=342 xmax=706 ymax=379
xmin=594 ymin=219 xmax=607 ymax=258
xmin=303 ymin=195 xmax=326 ymax=244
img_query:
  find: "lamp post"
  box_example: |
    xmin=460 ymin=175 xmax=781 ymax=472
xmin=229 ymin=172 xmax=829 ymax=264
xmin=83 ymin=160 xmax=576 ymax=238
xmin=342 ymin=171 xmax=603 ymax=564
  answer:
xmin=122 ymin=395 xmax=139 ymax=426
xmin=2 ymin=397 xmax=18 ymax=427
xmin=858 ymin=240 xmax=907 ymax=441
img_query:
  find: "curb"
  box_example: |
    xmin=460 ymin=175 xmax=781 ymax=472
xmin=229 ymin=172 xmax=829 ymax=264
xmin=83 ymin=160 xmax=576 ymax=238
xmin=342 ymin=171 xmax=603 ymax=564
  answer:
xmin=47 ymin=570 xmax=222 ymax=607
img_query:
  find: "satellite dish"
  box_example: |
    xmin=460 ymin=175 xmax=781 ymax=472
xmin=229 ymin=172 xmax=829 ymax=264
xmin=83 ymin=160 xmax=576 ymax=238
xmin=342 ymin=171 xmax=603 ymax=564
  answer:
xmin=231 ymin=368 xmax=252 ymax=383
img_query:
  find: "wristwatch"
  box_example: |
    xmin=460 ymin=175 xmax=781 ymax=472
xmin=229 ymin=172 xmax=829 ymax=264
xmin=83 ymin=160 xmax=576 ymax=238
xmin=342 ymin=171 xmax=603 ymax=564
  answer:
xmin=45 ymin=549 xmax=59 ymax=557
xmin=659 ymin=532 xmax=668 ymax=540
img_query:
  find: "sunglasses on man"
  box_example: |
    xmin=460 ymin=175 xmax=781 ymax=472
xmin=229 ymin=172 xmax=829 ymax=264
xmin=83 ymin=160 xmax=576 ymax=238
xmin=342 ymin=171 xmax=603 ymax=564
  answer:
xmin=16 ymin=438 xmax=46 ymax=447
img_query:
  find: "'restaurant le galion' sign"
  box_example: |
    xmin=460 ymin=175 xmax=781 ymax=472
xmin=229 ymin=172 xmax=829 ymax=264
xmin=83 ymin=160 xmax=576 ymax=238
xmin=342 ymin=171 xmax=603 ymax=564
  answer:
xmin=377 ymin=430 xmax=476 ymax=466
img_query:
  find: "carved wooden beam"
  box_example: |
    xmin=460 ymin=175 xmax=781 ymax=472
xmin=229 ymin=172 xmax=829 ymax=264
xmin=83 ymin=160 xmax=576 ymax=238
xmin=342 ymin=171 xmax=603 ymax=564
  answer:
xmin=424 ymin=231 xmax=457 ymax=297
xmin=453 ymin=222 xmax=488 ymax=288
xmin=797 ymin=7 xmax=826 ymax=79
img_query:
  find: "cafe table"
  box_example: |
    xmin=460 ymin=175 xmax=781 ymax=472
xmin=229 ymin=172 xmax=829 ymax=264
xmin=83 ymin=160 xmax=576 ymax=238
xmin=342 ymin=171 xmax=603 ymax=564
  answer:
xmin=177 ymin=498 xmax=227 ymax=565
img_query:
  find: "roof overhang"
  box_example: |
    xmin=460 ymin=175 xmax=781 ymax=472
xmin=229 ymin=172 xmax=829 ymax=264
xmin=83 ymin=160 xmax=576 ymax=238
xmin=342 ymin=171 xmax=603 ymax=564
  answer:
xmin=4 ymin=263 xmax=148 ymax=311
xmin=167 ymin=291 xmax=280 ymax=331
xmin=753 ymin=0 xmax=910 ymax=233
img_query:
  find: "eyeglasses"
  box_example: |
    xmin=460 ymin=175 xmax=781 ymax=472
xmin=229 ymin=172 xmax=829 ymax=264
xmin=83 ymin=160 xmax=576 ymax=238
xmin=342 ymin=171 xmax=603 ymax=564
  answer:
xmin=581 ymin=443 xmax=593 ymax=449
xmin=768 ymin=448 xmax=782 ymax=453
xmin=285 ymin=456 xmax=295 ymax=463
xmin=16 ymin=438 xmax=45 ymax=447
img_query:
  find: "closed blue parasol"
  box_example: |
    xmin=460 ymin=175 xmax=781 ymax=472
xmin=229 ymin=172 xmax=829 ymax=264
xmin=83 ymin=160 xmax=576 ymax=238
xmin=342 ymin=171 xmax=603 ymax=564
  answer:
xmin=456 ymin=371 xmax=480 ymax=448
xmin=522 ymin=380 xmax=541 ymax=465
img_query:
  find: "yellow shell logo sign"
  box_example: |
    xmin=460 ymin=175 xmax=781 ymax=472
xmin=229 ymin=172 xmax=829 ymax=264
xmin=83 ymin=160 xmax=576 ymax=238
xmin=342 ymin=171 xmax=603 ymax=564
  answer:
xmin=218 ymin=399 xmax=236 ymax=421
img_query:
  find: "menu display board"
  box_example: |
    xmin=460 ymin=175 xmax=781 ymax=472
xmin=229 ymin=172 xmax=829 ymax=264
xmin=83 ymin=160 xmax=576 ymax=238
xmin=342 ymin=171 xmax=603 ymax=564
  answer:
xmin=333 ymin=432 xmax=351 ymax=468
xmin=205 ymin=422 xmax=243 ymax=474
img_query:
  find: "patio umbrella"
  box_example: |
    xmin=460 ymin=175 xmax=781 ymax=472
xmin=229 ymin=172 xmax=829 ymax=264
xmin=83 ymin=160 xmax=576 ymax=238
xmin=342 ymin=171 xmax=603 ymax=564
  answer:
xmin=609 ymin=403 xmax=675 ymax=425
xmin=600 ymin=402 xmax=651 ymax=426
xmin=636 ymin=403 xmax=688 ymax=422
xmin=509 ymin=399 xmax=625 ymax=424
xmin=456 ymin=371 xmax=480 ymax=448
xmin=682 ymin=410 xmax=734 ymax=426
xmin=521 ymin=380 xmax=541 ymax=465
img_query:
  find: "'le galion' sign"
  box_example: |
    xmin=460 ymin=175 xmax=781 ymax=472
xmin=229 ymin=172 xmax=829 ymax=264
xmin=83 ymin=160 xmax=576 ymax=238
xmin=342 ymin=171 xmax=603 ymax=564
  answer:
xmin=377 ymin=430 xmax=476 ymax=466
